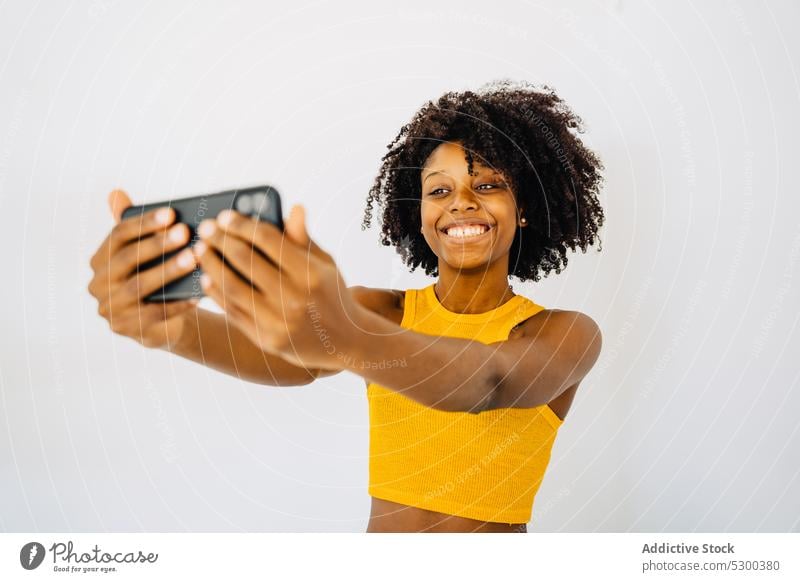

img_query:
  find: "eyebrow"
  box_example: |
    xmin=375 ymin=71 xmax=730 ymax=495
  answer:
xmin=422 ymin=168 xmax=501 ymax=183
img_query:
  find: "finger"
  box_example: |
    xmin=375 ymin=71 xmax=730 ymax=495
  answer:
xmin=195 ymin=220 xmax=283 ymax=292
xmin=280 ymin=205 xmax=333 ymax=293
xmin=91 ymin=206 xmax=176 ymax=272
xmin=108 ymin=247 xmax=197 ymax=312
xmin=284 ymin=204 xmax=332 ymax=262
xmin=108 ymin=189 xmax=133 ymax=224
xmin=208 ymin=210 xmax=307 ymax=273
xmin=198 ymin=271 xmax=230 ymax=314
xmin=201 ymin=273 xmax=254 ymax=327
xmin=194 ymin=242 xmax=262 ymax=314
xmin=103 ymin=223 xmax=191 ymax=283
xmin=205 ymin=279 xmax=282 ymax=357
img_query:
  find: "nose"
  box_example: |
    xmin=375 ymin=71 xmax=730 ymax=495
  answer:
xmin=447 ymin=185 xmax=479 ymax=213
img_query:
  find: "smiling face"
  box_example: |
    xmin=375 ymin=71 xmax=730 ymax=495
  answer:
xmin=420 ymin=141 xmax=524 ymax=275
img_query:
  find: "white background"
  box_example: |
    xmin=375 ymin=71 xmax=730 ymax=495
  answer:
xmin=0 ymin=0 xmax=798 ymax=532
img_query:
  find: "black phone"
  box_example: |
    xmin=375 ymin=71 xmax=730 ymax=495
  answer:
xmin=120 ymin=184 xmax=284 ymax=302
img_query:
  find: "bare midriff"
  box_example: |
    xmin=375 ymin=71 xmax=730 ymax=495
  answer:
xmin=367 ymin=497 xmax=526 ymax=533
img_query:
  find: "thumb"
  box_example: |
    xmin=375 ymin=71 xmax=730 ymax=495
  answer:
xmin=108 ymin=189 xmax=132 ymax=224
xmin=285 ymin=204 xmax=331 ymax=262
xmin=284 ymin=204 xmax=310 ymax=246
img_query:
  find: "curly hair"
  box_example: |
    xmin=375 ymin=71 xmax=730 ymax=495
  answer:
xmin=362 ymin=79 xmax=605 ymax=282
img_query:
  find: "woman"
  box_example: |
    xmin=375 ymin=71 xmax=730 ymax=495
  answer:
xmin=88 ymin=80 xmax=605 ymax=533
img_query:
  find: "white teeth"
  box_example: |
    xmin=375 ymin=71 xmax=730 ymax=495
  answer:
xmin=445 ymin=225 xmax=489 ymax=238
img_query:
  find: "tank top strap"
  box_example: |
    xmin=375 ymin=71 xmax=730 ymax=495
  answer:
xmin=399 ymin=287 xmax=418 ymax=329
xmin=496 ymin=295 xmax=547 ymax=341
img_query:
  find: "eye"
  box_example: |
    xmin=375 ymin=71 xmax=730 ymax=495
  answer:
xmin=476 ymin=182 xmax=505 ymax=191
xmin=427 ymin=187 xmax=449 ymax=196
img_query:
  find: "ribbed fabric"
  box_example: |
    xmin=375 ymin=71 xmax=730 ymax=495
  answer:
xmin=367 ymin=283 xmax=564 ymax=524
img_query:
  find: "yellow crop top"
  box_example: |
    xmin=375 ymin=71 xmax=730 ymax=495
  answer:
xmin=367 ymin=283 xmax=564 ymax=524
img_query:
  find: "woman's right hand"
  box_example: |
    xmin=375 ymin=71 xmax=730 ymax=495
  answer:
xmin=88 ymin=189 xmax=199 ymax=349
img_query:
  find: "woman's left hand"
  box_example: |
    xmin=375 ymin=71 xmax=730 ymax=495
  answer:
xmin=194 ymin=205 xmax=359 ymax=370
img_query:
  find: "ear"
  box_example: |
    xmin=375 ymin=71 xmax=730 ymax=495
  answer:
xmin=517 ymin=204 xmax=528 ymax=228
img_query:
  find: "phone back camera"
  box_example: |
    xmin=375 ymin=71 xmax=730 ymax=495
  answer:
xmin=251 ymin=192 xmax=270 ymax=217
xmin=235 ymin=194 xmax=253 ymax=214
xmin=236 ymin=191 xmax=270 ymax=218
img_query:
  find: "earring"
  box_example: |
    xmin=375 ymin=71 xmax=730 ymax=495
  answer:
xmin=519 ymin=217 xmax=527 ymax=225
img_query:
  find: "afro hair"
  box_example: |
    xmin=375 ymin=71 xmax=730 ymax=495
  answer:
xmin=362 ymin=79 xmax=605 ymax=282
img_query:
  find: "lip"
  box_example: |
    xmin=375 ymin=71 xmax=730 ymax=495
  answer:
xmin=439 ymin=222 xmax=494 ymax=242
xmin=439 ymin=218 xmax=491 ymax=232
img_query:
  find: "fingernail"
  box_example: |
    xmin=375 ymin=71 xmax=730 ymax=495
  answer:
xmin=177 ymin=249 xmax=195 ymax=269
xmin=217 ymin=210 xmax=234 ymax=226
xmin=198 ymin=220 xmax=215 ymax=238
xmin=156 ymin=207 xmax=172 ymax=224
xmin=168 ymin=224 xmax=185 ymax=243
xmin=200 ymin=274 xmax=211 ymax=288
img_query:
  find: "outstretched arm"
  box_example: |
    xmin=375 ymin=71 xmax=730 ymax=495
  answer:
xmin=166 ymin=307 xmax=337 ymax=386
xmin=164 ymin=286 xmax=396 ymax=386
xmin=334 ymin=303 xmax=601 ymax=413
xmin=193 ymin=206 xmax=601 ymax=412
xmin=88 ymin=189 xmax=339 ymax=387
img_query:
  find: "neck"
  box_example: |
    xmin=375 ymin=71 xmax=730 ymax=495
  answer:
xmin=434 ymin=259 xmax=515 ymax=314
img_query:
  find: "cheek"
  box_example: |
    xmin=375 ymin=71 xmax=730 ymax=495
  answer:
xmin=488 ymin=199 xmax=517 ymax=227
xmin=420 ymin=201 xmax=440 ymax=229
xmin=488 ymin=202 xmax=519 ymax=247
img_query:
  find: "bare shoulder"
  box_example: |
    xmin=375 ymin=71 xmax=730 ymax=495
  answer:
xmin=514 ymin=309 xmax=601 ymax=420
xmin=518 ymin=308 xmax=603 ymax=378
xmin=518 ymin=308 xmax=601 ymax=340
xmin=348 ymin=285 xmax=405 ymax=322
xmin=513 ymin=308 xmax=602 ymax=370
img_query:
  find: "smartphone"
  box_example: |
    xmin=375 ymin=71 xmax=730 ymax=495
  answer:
xmin=121 ymin=184 xmax=284 ymax=302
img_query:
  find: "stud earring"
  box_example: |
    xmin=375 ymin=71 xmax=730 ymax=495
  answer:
xmin=519 ymin=217 xmax=527 ymax=225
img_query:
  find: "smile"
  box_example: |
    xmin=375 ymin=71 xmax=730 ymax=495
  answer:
xmin=440 ymin=224 xmax=493 ymax=240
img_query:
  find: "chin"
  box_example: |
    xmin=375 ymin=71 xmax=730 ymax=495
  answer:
xmin=440 ymin=255 xmax=494 ymax=272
